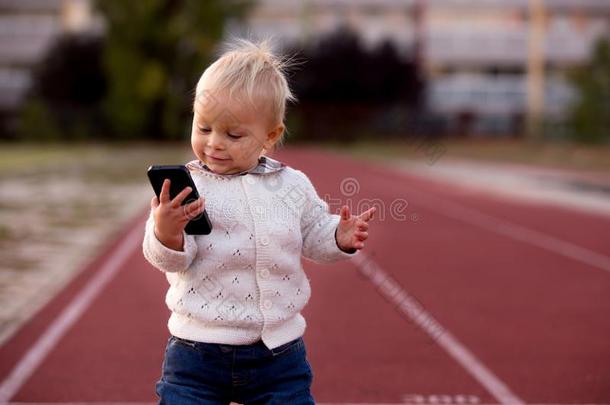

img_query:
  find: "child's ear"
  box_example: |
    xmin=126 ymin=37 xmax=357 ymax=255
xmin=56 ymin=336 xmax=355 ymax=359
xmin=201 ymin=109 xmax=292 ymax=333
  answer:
xmin=264 ymin=125 xmax=284 ymax=150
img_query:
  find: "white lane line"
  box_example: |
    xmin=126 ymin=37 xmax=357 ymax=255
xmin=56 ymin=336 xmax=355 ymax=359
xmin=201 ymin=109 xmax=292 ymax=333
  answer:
xmin=351 ymin=252 xmax=525 ymax=405
xmin=384 ymin=175 xmax=610 ymax=274
xmin=420 ymin=190 xmax=610 ymax=273
xmin=402 ymin=393 xmax=480 ymax=404
xmin=0 ymin=223 xmax=144 ymax=403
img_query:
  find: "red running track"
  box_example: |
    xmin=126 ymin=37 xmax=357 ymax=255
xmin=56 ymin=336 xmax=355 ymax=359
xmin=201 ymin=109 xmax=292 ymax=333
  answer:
xmin=0 ymin=147 xmax=609 ymax=404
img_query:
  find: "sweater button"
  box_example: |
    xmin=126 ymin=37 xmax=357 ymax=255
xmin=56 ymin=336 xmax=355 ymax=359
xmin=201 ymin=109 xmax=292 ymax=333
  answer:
xmin=260 ymin=236 xmax=269 ymax=246
xmin=260 ymin=268 xmax=270 ymax=279
xmin=263 ymin=299 xmax=273 ymax=310
xmin=246 ymin=176 xmax=256 ymax=185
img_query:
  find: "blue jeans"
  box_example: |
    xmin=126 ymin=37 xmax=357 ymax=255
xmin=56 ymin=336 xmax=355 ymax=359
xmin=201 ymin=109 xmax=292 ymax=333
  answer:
xmin=156 ymin=335 xmax=315 ymax=404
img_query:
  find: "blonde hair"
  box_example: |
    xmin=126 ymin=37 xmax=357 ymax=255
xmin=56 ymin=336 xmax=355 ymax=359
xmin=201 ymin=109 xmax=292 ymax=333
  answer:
xmin=194 ymin=38 xmax=297 ymax=136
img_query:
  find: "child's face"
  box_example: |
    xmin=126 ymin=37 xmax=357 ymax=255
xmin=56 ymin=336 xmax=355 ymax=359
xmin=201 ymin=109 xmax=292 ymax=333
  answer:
xmin=191 ymin=90 xmax=282 ymax=175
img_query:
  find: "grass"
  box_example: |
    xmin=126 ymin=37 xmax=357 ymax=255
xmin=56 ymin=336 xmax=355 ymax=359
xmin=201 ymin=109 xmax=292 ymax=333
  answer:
xmin=323 ymin=137 xmax=610 ymax=173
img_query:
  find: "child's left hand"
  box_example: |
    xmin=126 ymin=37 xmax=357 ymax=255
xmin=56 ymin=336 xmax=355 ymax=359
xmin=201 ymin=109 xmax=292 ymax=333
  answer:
xmin=335 ymin=205 xmax=376 ymax=252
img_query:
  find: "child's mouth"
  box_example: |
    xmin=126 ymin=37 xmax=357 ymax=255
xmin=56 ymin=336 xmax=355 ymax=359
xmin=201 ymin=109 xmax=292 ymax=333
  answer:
xmin=206 ymin=155 xmax=230 ymax=162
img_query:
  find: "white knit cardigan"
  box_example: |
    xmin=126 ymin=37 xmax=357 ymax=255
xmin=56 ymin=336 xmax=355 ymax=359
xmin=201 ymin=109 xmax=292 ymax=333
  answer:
xmin=142 ymin=158 xmax=357 ymax=349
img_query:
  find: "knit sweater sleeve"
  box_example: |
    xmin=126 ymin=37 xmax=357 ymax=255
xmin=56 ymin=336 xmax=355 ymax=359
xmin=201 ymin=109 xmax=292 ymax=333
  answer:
xmin=142 ymin=209 xmax=198 ymax=273
xmin=296 ymin=171 xmax=358 ymax=263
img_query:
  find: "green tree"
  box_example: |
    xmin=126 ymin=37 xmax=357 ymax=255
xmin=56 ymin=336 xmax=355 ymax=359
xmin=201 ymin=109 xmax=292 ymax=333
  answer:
xmin=96 ymin=0 xmax=252 ymax=140
xmin=568 ymin=38 xmax=610 ymax=144
xmin=15 ymin=34 xmax=107 ymax=142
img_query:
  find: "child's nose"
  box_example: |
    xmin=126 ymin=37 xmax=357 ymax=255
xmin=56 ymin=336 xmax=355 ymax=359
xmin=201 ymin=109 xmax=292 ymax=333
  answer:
xmin=207 ymin=131 xmax=224 ymax=149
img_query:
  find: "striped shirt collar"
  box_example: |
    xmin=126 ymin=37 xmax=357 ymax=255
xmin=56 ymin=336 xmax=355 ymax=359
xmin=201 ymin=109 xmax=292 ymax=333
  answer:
xmin=186 ymin=156 xmax=285 ymax=177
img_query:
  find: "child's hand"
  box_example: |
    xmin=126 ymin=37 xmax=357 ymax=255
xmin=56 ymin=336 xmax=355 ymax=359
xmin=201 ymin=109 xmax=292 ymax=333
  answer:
xmin=151 ymin=179 xmax=205 ymax=251
xmin=335 ymin=205 xmax=376 ymax=252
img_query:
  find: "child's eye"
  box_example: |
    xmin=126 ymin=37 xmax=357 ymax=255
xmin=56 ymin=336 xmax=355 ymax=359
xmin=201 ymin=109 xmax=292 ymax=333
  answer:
xmin=198 ymin=127 xmax=211 ymax=134
xmin=227 ymin=133 xmax=241 ymax=139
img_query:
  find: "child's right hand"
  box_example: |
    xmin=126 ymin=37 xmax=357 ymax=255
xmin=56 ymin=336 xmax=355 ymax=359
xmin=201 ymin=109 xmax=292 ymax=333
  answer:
xmin=150 ymin=179 xmax=205 ymax=251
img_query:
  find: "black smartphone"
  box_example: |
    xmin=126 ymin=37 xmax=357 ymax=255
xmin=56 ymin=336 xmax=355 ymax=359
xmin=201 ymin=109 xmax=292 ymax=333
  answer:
xmin=147 ymin=165 xmax=212 ymax=235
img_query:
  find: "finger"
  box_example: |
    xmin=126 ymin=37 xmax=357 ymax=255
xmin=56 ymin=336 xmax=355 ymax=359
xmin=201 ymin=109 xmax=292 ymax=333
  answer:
xmin=189 ymin=196 xmax=204 ymax=210
xmin=355 ymin=241 xmax=365 ymax=249
xmin=192 ymin=197 xmax=205 ymax=212
xmin=151 ymin=195 xmax=159 ymax=209
xmin=355 ymin=231 xmax=368 ymax=240
xmin=171 ymin=186 xmax=193 ymax=208
xmin=160 ymin=179 xmax=171 ymax=204
xmin=183 ymin=204 xmax=197 ymax=220
xmin=341 ymin=205 xmax=352 ymax=221
xmin=357 ymin=222 xmax=369 ymax=232
xmin=184 ymin=198 xmax=204 ymax=219
xmin=358 ymin=206 xmax=376 ymax=222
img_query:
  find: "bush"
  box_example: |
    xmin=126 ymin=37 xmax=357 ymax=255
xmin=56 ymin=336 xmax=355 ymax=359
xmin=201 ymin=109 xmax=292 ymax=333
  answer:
xmin=568 ymin=38 xmax=610 ymax=144
xmin=286 ymin=28 xmax=422 ymax=142
xmin=17 ymin=34 xmax=107 ymax=141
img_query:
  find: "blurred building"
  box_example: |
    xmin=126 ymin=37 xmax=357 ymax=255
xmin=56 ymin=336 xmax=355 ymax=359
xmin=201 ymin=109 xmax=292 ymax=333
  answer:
xmin=424 ymin=0 xmax=610 ymax=135
xmin=0 ymin=0 xmax=102 ymax=114
xmin=242 ymin=0 xmax=610 ymax=135
xmin=1 ymin=0 xmax=608 ymax=137
xmin=242 ymin=0 xmax=416 ymax=56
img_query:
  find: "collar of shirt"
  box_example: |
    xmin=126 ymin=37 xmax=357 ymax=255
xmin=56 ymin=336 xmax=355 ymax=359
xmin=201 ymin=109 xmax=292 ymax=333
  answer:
xmin=186 ymin=155 xmax=285 ymax=177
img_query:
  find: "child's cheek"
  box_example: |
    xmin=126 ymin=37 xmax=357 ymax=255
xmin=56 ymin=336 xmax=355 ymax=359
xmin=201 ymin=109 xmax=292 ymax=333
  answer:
xmin=191 ymin=136 xmax=204 ymax=158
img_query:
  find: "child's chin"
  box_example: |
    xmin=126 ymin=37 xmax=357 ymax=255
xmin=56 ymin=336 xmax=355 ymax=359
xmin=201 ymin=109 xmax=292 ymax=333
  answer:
xmin=207 ymin=163 xmax=237 ymax=175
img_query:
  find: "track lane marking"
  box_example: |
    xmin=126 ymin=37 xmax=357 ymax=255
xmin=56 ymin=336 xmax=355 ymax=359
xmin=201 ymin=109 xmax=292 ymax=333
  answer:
xmin=352 ymin=253 xmax=525 ymax=405
xmin=0 ymin=223 xmax=144 ymax=403
xmin=377 ymin=175 xmax=610 ymax=274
